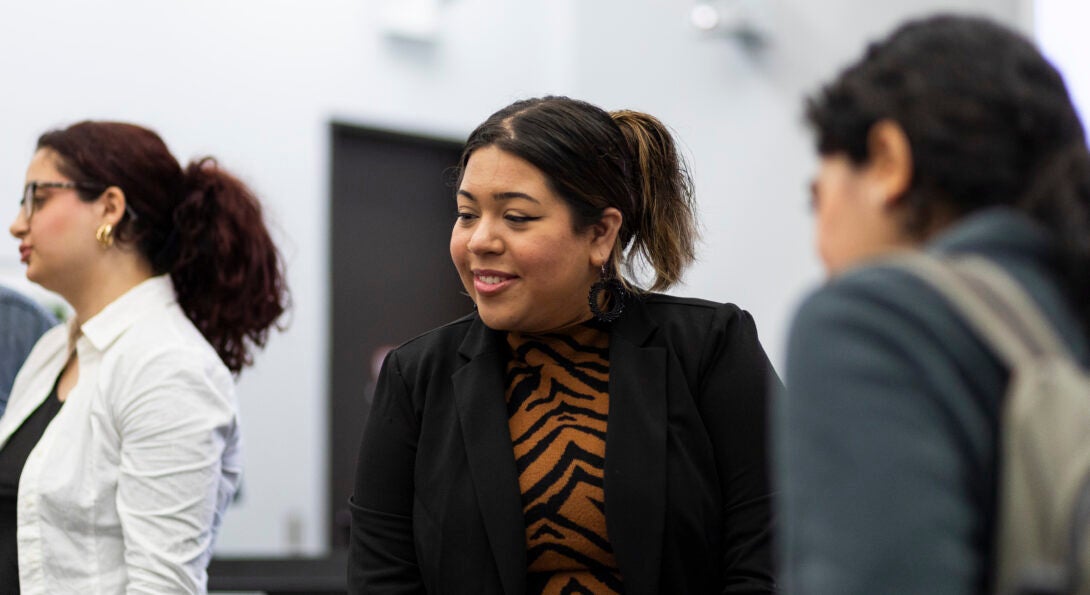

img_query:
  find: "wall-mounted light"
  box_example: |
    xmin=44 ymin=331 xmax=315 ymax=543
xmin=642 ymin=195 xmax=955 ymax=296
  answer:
xmin=690 ymin=0 xmax=769 ymax=48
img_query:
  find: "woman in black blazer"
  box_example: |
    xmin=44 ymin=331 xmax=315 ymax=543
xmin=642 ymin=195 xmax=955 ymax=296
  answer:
xmin=350 ymin=96 xmax=778 ymax=594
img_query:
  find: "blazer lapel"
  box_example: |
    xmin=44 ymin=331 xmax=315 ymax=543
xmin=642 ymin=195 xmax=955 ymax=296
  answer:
xmin=452 ymin=317 xmax=527 ymax=595
xmin=604 ymin=298 xmax=667 ymax=595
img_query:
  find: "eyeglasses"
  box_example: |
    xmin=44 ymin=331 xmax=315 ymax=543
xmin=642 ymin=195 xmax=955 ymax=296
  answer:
xmin=20 ymin=181 xmax=106 ymax=222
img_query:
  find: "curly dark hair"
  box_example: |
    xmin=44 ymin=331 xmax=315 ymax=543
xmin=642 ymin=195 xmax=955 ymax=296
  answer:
xmin=807 ymin=14 xmax=1090 ymax=335
xmin=38 ymin=121 xmax=289 ymax=373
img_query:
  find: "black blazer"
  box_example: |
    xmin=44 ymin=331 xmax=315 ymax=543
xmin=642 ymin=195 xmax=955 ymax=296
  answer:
xmin=349 ymin=293 xmax=778 ymax=594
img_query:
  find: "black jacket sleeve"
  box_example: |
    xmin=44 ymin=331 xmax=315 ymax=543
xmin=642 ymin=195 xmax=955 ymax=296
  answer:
xmin=701 ymin=307 xmax=780 ymax=593
xmin=348 ymin=350 xmax=426 ymax=594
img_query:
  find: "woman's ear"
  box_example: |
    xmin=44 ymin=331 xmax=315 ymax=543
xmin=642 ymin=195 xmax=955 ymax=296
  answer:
xmin=97 ymin=186 xmax=128 ymax=226
xmin=865 ymin=120 xmax=913 ymax=209
xmin=590 ymin=207 xmax=623 ymax=266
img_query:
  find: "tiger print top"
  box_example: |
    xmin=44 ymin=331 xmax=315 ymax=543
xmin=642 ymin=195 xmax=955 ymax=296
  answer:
xmin=505 ymin=320 xmax=624 ymax=594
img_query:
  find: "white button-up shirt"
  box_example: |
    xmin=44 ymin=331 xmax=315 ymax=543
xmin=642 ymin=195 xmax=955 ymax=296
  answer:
xmin=0 ymin=276 xmax=241 ymax=594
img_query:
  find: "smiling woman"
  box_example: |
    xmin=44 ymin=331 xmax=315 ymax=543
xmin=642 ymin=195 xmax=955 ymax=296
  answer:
xmin=349 ymin=96 xmax=780 ymax=594
xmin=451 ymin=145 xmax=620 ymax=333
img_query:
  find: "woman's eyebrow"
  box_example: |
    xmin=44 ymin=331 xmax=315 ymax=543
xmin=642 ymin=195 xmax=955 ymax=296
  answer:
xmin=457 ymin=189 xmax=540 ymax=204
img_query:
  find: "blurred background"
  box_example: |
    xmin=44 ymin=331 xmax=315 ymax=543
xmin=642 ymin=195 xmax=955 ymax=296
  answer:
xmin=0 ymin=0 xmax=1082 ymax=567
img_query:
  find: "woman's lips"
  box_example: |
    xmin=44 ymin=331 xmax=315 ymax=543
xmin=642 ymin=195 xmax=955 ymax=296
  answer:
xmin=18 ymin=246 xmax=30 ymax=263
xmin=473 ymin=271 xmax=516 ymax=296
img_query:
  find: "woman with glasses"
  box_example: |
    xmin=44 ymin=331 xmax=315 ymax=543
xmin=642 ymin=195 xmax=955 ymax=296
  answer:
xmin=3 ymin=121 xmax=289 ymax=593
xmin=349 ymin=96 xmax=778 ymax=593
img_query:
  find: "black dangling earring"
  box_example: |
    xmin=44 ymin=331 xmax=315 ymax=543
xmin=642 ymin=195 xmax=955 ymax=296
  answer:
xmin=588 ymin=264 xmax=627 ymax=323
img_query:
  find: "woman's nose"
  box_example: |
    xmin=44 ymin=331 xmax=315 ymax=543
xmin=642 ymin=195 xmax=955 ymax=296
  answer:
xmin=466 ymin=218 xmax=502 ymax=254
xmin=10 ymin=210 xmax=28 ymax=240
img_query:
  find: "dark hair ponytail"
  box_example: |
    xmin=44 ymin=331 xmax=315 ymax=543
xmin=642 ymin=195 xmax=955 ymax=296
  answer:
xmin=610 ymin=110 xmax=697 ymax=291
xmin=459 ymin=96 xmax=698 ymax=292
xmin=171 ymin=158 xmax=288 ymax=373
xmin=36 ymin=121 xmax=288 ymax=373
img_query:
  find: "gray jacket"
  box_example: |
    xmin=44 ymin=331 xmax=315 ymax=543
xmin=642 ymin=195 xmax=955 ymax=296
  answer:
xmin=777 ymin=208 xmax=1089 ymax=594
xmin=0 ymin=285 xmax=56 ymax=416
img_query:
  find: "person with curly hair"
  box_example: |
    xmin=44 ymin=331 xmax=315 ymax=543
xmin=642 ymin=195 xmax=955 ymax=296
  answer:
xmin=4 ymin=121 xmax=289 ymax=593
xmin=778 ymin=15 xmax=1090 ymax=594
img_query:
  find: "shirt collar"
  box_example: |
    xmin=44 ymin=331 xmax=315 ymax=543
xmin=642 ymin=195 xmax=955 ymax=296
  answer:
xmin=78 ymin=275 xmax=177 ymax=352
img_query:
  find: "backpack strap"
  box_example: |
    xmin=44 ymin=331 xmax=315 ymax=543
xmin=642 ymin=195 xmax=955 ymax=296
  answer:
xmin=884 ymin=252 xmax=1071 ymax=367
xmin=888 ymin=252 xmax=1087 ymax=593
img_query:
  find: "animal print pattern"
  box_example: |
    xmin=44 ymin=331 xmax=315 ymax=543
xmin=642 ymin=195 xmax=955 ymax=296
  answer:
xmin=505 ymin=322 xmax=623 ymax=594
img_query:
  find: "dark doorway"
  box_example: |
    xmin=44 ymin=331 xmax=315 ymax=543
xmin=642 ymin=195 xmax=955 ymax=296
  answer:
xmin=328 ymin=123 xmax=469 ymax=548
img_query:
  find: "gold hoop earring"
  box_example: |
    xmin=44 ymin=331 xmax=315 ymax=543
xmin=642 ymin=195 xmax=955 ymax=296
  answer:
xmin=96 ymin=223 xmax=114 ymax=249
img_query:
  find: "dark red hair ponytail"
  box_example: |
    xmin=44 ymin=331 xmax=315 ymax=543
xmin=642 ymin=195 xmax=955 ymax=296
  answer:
xmin=170 ymin=158 xmax=288 ymax=373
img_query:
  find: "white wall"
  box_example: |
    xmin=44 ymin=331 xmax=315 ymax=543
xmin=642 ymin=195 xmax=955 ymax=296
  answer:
xmin=0 ymin=0 xmax=576 ymax=555
xmin=0 ymin=0 xmax=1026 ymax=555
xmin=1036 ymin=0 xmax=1090 ymax=126
xmin=573 ymin=0 xmax=1024 ymax=373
